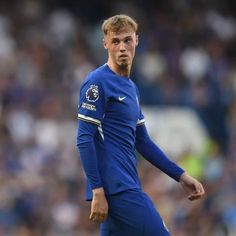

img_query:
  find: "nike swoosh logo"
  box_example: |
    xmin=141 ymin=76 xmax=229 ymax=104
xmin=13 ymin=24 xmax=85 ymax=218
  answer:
xmin=118 ymin=96 xmax=126 ymax=101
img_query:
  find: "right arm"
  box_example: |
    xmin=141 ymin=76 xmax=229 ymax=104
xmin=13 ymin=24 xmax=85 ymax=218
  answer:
xmin=76 ymin=74 xmax=108 ymax=223
xmin=77 ymin=120 xmax=103 ymax=189
xmin=77 ymin=120 xmax=108 ymax=223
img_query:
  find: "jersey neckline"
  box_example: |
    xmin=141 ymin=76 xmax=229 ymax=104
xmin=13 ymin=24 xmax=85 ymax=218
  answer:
xmin=104 ymin=63 xmax=131 ymax=81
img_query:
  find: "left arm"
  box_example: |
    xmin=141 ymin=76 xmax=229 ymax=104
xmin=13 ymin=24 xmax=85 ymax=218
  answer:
xmin=135 ymin=124 xmax=184 ymax=181
xmin=135 ymin=124 xmax=205 ymax=200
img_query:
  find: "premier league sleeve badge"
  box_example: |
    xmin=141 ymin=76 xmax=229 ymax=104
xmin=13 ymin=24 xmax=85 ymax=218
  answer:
xmin=86 ymin=85 xmax=99 ymax=102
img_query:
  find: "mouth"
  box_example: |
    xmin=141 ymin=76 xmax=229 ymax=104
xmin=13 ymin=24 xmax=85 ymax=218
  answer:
xmin=119 ymin=54 xmax=128 ymax=59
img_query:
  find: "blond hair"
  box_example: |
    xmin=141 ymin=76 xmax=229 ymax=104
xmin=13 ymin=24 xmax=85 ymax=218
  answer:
xmin=102 ymin=14 xmax=138 ymax=35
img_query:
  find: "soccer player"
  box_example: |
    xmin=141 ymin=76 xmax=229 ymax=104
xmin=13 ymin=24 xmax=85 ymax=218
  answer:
xmin=77 ymin=14 xmax=205 ymax=236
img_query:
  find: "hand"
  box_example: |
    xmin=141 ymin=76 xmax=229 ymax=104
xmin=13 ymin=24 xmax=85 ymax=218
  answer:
xmin=90 ymin=187 xmax=108 ymax=223
xmin=179 ymin=172 xmax=205 ymax=201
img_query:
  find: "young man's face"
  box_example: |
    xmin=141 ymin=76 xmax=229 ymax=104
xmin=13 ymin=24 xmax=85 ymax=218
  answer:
xmin=103 ymin=27 xmax=138 ymax=68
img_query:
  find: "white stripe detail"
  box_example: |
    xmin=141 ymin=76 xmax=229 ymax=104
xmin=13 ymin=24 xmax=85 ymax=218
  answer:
xmin=137 ymin=118 xmax=145 ymax=125
xmin=98 ymin=125 xmax=104 ymax=140
xmin=78 ymin=114 xmax=101 ymax=125
xmin=162 ymin=220 xmax=169 ymax=232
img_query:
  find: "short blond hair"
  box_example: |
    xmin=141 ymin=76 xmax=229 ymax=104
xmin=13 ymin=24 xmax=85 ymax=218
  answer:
xmin=102 ymin=14 xmax=138 ymax=35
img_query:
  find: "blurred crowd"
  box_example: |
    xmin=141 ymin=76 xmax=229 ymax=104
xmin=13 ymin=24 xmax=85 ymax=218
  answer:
xmin=0 ymin=0 xmax=236 ymax=235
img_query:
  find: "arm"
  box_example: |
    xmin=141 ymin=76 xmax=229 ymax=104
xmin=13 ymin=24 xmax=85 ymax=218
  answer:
xmin=135 ymin=124 xmax=184 ymax=181
xmin=77 ymin=74 xmax=109 ymax=222
xmin=77 ymin=120 xmax=102 ymax=189
xmin=135 ymin=124 xmax=205 ymax=200
xmin=77 ymin=120 xmax=108 ymax=223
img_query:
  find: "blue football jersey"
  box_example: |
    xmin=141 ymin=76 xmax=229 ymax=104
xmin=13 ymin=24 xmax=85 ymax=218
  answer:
xmin=78 ymin=64 xmax=145 ymax=199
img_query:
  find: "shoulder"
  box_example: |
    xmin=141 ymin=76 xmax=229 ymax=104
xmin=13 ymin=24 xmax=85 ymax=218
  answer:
xmin=80 ymin=66 xmax=101 ymax=89
xmin=130 ymin=80 xmax=139 ymax=92
xmin=80 ymin=65 xmax=109 ymax=99
xmin=83 ymin=64 xmax=117 ymax=90
xmin=87 ymin=64 xmax=109 ymax=83
xmin=130 ymin=80 xmax=141 ymax=101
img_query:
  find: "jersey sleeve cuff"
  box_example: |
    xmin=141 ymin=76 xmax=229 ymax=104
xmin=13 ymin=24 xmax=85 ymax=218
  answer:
xmin=176 ymin=169 xmax=185 ymax=182
xmin=91 ymin=183 xmax=103 ymax=190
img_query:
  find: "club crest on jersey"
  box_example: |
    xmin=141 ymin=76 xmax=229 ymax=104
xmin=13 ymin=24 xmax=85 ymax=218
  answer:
xmin=86 ymin=85 xmax=99 ymax=102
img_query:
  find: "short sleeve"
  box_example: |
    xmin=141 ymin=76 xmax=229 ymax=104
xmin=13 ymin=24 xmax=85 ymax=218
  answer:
xmin=78 ymin=74 xmax=106 ymax=126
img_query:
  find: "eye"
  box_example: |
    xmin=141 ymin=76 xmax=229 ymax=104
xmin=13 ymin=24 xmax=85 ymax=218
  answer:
xmin=112 ymin=39 xmax=119 ymax=45
xmin=125 ymin=38 xmax=132 ymax=43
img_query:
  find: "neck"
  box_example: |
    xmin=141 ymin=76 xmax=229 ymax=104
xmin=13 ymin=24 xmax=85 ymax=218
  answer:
xmin=107 ymin=61 xmax=131 ymax=78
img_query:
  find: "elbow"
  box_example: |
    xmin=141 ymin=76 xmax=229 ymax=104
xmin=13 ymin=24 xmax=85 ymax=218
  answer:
xmin=76 ymin=139 xmax=81 ymax=148
xmin=76 ymin=132 xmax=82 ymax=148
xmin=77 ymin=120 xmax=97 ymax=148
xmin=136 ymin=137 xmax=152 ymax=151
xmin=77 ymin=132 xmax=94 ymax=148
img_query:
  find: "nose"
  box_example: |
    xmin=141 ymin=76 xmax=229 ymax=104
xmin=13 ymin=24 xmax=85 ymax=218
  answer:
xmin=119 ymin=41 xmax=126 ymax=51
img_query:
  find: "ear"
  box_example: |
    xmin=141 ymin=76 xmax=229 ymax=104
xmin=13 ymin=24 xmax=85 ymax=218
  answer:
xmin=136 ymin=34 xmax=139 ymax=46
xmin=103 ymin=38 xmax=108 ymax=50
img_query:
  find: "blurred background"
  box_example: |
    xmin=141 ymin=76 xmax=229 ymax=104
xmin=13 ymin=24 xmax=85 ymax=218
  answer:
xmin=0 ymin=0 xmax=236 ymax=235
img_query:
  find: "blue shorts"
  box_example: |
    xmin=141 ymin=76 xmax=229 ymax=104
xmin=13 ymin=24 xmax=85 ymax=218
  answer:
xmin=100 ymin=189 xmax=171 ymax=236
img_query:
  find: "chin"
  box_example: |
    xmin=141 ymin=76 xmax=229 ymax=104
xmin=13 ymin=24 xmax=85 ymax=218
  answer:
xmin=120 ymin=62 xmax=128 ymax=67
xmin=119 ymin=60 xmax=130 ymax=67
